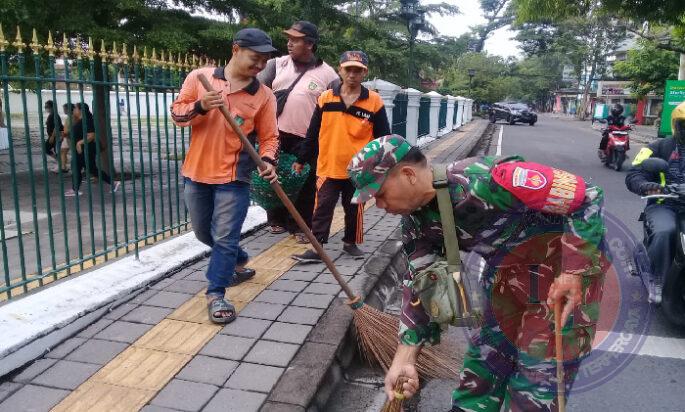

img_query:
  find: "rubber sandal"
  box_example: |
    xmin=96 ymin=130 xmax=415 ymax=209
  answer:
xmin=294 ymin=233 xmax=310 ymax=244
xmin=270 ymin=225 xmax=287 ymax=234
xmin=207 ymin=298 xmax=237 ymax=324
xmin=233 ymin=267 xmax=256 ymax=284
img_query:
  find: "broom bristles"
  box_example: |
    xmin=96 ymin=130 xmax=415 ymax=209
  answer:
xmin=352 ymin=304 xmax=460 ymax=380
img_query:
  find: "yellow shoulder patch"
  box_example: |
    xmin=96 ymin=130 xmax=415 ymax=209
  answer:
xmin=632 ymin=147 xmax=654 ymax=166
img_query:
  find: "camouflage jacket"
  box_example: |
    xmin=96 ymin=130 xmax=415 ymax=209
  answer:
xmin=399 ymin=156 xmax=605 ymax=346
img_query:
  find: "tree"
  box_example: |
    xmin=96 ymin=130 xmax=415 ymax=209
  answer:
xmin=512 ymin=0 xmax=626 ymax=119
xmin=613 ymin=40 xmax=680 ymax=97
xmin=471 ymin=0 xmax=514 ymax=52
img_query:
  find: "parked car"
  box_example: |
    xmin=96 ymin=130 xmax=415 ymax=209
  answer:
xmin=489 ymin=102 xmax=538 ymax=126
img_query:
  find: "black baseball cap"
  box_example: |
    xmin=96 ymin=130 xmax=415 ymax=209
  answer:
xmin=233 ymin=28 xmax=278 ymax=53
xmin=340 ymin=50 xmax=368 ymax=69
xmin=283 ymin=21 xmax=319 ymax=43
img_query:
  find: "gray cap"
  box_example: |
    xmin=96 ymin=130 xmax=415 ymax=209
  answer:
xmin=234 ymin=28 xmax=278 ymax=53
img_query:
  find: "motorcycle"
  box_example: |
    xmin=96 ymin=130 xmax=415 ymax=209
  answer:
xmin=631 ymin=158 xmax=685 ymax=326
xmin=599 ymin=123 xmax=631 ymax=171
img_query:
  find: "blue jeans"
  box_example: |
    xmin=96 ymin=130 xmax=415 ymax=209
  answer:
xmin=184 ymin=178 xmax=250 ymax=298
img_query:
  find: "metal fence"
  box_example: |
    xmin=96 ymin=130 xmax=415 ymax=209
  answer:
xmin=438 ymin=98 xmax=447 ymax=130
xmin=0 ymin=28 xmax=217 ymax=300
xmin=418 ymin=96 xmax=430 ymax=137
xmin=392 ymin=92 xmax=408 ymax=138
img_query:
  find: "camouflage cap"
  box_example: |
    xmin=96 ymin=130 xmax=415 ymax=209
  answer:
xmin=347 ymin=134 xmax=413 ymax=204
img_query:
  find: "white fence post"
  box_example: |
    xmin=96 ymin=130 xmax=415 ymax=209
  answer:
xmin=426 ymin=91 xmax=442 ymax=138
xmin=455 ymin=96 xmax=465 ymax=129
xmin=445 ymin=95 xmax=455 ymax=132
xmin=364 ymin=79 xmax=401 ymax=129
xmin=466 ymin=99 xmax=473 ymax=122
xmin=404 ymin=88 xmax=422 ymax=145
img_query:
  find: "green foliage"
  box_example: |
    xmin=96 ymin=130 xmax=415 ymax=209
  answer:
xmin=613 ymin=41 xmax=680 ymax=97
xmin=0 ymin=0 xmax=463 ymax=88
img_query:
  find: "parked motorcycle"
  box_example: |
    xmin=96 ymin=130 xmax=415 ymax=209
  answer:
xmin=599 ymin=123 xmax=631 ymax=171
xmin=631 ymin=158 xmax=685 ymax=326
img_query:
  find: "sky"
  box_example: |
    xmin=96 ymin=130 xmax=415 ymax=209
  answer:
xmin=426 ymin=0 xmax=522 ymax=59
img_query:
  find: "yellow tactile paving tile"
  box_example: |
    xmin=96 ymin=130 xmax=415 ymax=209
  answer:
xmin=134 ymin=319 xmax=220 ymax=354
xmin=89 ymin=346 xmax=191 ymax=391
xmin=167 ymin=294 xmax=214 ymax=324
xmin=250 ymin=268 xmax=289 ymax=285
xmin=52 ymin=207 xmax=350 ymax=411
xmin=52 ymin=381 xmax=154 ymax=412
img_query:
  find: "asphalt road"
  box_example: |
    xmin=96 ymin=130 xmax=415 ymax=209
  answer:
xmin=328 ymin=115 xmax=685 ymax=411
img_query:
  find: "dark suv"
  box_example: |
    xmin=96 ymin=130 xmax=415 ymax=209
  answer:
xmin=489 ymin=102 xmax=538 ymax=126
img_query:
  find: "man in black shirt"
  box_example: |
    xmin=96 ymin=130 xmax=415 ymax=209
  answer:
xmin=44 ymin=100 xmax=63 ymax=158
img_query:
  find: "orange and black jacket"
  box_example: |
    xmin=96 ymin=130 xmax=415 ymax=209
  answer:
xmin=296 ymin=85 xmax=390 ymax=179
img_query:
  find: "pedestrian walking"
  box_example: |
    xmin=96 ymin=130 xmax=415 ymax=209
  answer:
xmin=171 ymin=28 xmax=279 ymax=324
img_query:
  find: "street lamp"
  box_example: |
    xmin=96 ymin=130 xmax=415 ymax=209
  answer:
xmin=400 ymin=0 xmax=426 ymax=88
xmin=468 ymin=68 xmax=476 ymax=97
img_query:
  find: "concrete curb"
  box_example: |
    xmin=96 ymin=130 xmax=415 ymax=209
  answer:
xmin=263 ymin=121 xmax=491 ymax=411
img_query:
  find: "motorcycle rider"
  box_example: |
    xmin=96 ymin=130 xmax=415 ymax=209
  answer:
xmin=625 ymin=102 xmax=685 ymax=304
xmin=598 ymin=103 xmax=627 ymax=160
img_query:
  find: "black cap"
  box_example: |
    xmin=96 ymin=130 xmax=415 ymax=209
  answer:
xmin=339 ymin=50 xmax=368 ymax=69
xmin=283 ymin=21 xmax=319 ymax=43
xmin=233 ymin=28 xmax=278 ymax=53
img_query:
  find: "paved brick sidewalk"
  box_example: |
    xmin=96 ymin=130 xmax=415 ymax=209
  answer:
xmin=0 ymin=120 xmax=487 ymax=412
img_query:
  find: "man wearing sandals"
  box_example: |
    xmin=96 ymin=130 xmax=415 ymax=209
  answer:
xmin=172 ymin=28 xmax=279 ymax=324
xmin=348 ymin=136 xmax=607 ymax=411
xmin=258 ymin=21 xmax=339 ymax=243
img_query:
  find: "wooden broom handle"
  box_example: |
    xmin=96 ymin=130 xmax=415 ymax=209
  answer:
xmin=554 ymin=299 xmax=566 ymax=412
xmin=197 ymin=74 xmax=358 ymax=302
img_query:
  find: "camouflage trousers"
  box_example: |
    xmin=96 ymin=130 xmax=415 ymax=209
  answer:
xmin=452 ymin=253 xmax=606 ymax=412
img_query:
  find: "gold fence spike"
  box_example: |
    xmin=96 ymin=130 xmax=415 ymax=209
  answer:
xmin=151 ymin=48 xmax=157 ymax=66
xmin=61 ymin=33 xmax=69 ymax=57
xmin=0 ymin=24 xmax=8 ymax=52
xmin=184 ymin=53 xmax=190 ymax=70
xmin=73 ymin=36 xmax=82 ymax=59
xmin=192 ymin=54 xmax=198 ymax=68
xmin=98 ymin=39 xmax=107 ymax=61
xmin=132 ymin=44 xmax=140 ymax=63
xmin=168 ymin=50 xmax=175 ymax=69
xmin=45 ymin=31 xmax=56 ymax=56
xmin=30 ymin=28 xmax=42 ymax=54
xmin=177 ymin=53 xmax=183 ymax=70
xmin=160 ymin=50 xmax=166 ymax=68
xmin=13 ymin=26 xmax=25 ymax=53
xmin=143 ymin=46 xmax=149 ymax=66
xmin=111 ymin=41 xmax=121 ymax=62
xmin=122 ymin=43 xmax=129 ymax=64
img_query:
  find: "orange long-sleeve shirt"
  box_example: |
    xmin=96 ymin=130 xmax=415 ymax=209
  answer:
xmin=171 ymin=66 xmax=278 ymax=184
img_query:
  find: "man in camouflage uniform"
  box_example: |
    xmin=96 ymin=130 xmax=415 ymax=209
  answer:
xmin=347 ymin=135 xmax=607 ymax=411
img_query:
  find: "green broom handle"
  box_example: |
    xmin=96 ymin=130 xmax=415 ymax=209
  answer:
xmin=197 ymin=74 xmax=358 ymax=302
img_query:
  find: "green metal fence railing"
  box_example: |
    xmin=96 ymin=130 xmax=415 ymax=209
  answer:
xmin=438 ymin=98 xmax=447 ymax=130
xmin=418 ymin=96 xmax=430 ymax=137
xmin=0 ymin=27 xmax=220 ymax=300
xmin=392 ymin=92 xmax=408 ymax=138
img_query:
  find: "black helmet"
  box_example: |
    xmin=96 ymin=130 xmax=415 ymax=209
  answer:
xmin=610 ymin=103 xmax=624 ymax=117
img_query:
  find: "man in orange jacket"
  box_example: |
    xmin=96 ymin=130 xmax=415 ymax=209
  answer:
xmin=171 ymin=28 xmax=278 ymax=324
xmin=292 ymin=51 xmax=390 ymax=262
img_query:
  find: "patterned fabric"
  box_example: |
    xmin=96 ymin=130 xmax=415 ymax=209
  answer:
xmin=400 ymin=156 xmax=606 ymax=346
xmin=347 ymin=134 xmax=413 ymax=204
xmin=399 ymin=156 xmax=607 ymax=410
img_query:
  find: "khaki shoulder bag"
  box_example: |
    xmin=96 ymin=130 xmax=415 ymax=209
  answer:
xmin=410 ymin=164 xmax=483 ymax=328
